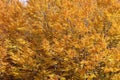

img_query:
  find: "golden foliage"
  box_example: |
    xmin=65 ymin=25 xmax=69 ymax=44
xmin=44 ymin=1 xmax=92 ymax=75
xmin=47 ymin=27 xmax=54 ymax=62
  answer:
xmin=0 ymin=0 xmax=120 ymax=80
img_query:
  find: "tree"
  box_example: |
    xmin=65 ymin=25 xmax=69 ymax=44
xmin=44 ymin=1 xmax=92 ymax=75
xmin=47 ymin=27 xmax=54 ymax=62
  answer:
xmin=0 ymin=0 xmax=120 ymax=79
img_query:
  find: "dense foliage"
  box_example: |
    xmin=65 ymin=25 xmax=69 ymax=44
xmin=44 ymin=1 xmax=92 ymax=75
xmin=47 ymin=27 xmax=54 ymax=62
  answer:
xmin=0 ymin=0 xmax=120 ymax=80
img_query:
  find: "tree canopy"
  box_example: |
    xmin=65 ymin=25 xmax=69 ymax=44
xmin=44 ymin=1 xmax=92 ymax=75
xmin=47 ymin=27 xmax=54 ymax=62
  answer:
xmin=0 ymin=0 xmax=120 ymax=80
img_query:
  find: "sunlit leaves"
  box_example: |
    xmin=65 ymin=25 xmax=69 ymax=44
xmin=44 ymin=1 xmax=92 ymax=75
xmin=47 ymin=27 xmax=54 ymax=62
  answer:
xmin=0 ymin=0 xmax=120 ymax=79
